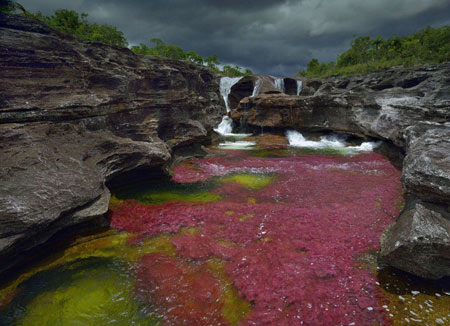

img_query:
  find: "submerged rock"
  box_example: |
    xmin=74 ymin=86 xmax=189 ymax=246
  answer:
xmin=0 ymin=13 xmax=223 ymax=275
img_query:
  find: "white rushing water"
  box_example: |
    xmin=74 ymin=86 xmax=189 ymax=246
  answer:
xmin=296 ymin=80 xmax=303 ymax=96
xmin=215 ymin=116 xmax=233 ymax=135
xmin=214 ymin=77 xmax=252 ymax=138
xmin=218 ymin=141 xmax=256 ymax=149
xmin=251 ymin=79 xmax=262 ymax=98
xmin=220 ymin=77 xmax=243 ymax=113
xmin=286 ymin=130 xmax=380 ymax=153
xmin=274 ymin=78 xmax=285 ymax=92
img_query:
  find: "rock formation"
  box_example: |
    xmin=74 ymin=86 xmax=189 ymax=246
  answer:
xmin=0 ymin=14 xmax=224 ymax=275
xmin=229 ymin=66 xmax=450 ymax=279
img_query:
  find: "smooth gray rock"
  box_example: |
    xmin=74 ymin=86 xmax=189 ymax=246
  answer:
xmin=0 ymin=14 xmax=224 ymax=274
xmin=380 ymin=199 xmax=450 ymax=279
xmin=402 ymin=122 xmax=450 ymax=203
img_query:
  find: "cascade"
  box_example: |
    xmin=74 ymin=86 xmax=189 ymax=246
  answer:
xmin=214 ymin=77 xmax=252 ymax=141
xmin=219 ymin=77 xmax=243 ymax=113
xmin=251 ymin=79 xmax=262 ymax=97
xmin=274 ymin=77 xmax=285 ymax=92
xmin=214 ymin=77 xmax=242 ymax=136
xmin=296 ymin=80 xmax=303 ymax=96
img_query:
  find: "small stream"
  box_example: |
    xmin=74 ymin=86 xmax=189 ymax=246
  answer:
xmin=1 ymin=134 xmax=450 ymax=326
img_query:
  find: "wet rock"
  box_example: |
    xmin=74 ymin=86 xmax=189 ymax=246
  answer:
xmin=0 ymin=14 xmax=223 ymax=275
xmin=228 ymin=75 xmax=292 ymax=111
xmin=380 ymin=199 xmax=450 ymax=280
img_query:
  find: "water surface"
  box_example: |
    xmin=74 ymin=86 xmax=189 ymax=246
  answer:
xmin=1 ymin=140 xmax=449 ymax=326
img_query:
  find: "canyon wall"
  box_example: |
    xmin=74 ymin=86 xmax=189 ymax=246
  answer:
xmin=0 ymin=14 xmax=224 ymax=275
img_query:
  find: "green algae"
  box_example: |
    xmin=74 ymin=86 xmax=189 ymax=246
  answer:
xmin=251 ymin=149 xmax=291 ymax=158
xmin=207 ymin=258 xmax=251 ymax=325
xmin=0 ymin=231 xmax=177 ymax=310
xmin=218 ymin=173 xmax=276 ymax=190
xmin=0 ymin=258 xmax=161 ymax=326
xmin=114 ymin=180 xmax=221 ymax=204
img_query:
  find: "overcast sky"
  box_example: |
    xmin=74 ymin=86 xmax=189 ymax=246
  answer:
xmin=20 ymin=0 xmax=450 ymax=76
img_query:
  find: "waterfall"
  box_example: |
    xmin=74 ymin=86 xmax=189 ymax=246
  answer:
xmin=215 ymin=116 xmax=233 ymax=135
xmin=251 ymin=79 xmax=262 ymax=98
xmin=214 ymin=77 xmax=251 ymax=139
xmin=274 ymin=78 xmax=285 ymax=92
xmin=220 ymin=77 xmax=243 ymax=113
xmin=296 ymin=80 xmax=303 ymax=96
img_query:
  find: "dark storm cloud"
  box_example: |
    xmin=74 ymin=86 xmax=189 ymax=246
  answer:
xmin=20 ymin=0 xmax=450 ymax=76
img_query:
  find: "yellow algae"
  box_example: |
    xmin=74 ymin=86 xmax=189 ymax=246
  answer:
xmin=179 ymin=226 xmax=200 ymax=235
xmin=378 ymin=268 xmax=450 ymax=326
xmin=239 ymin=213 xmax=255 ymax=222
xmin=226 ymin=210 xmax=235 ymax=215
xmin=219 ymin=173 xmax=276 ymax=190
xmin=262 ymin=237 xmax=271 ymax=242
xmin=135 ymin=234 xmax=177 ymax=259
xmin=216 ymin=239 xmax=239 ymax=248
xmin=247 ymin=197 xmax=257 ymax=204
xmin=207 ymin=258 xmax=251 ymax=325
xmin=108 ymin=194 xmax=124 ymax=210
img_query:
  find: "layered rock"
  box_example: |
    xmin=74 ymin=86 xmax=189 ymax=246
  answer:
xmin=0 ymin=14 xmax=224 ymax=275
xmin=230 ymin=66 xmax=450 ymax=279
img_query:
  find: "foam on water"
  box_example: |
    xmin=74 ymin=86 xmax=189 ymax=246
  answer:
xmin=286 ymin=130 xmax=380 ymax=153
xmin=214 ymin=116 xmax=233 ymax=135
xmin=218 ymin=141 xmax=256 ymax=150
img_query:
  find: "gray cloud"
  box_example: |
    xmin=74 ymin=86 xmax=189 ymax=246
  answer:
xmin=19 ymin=0 xmax=450 ymax=76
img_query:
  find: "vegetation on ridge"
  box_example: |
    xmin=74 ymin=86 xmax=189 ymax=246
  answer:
xmin=298 ymin=25 xmax=450 ymax=77
xmin=131 ymin=39 xmax=252 ymax=76
xmin=2 ymin=1 xmax=252 ymax=77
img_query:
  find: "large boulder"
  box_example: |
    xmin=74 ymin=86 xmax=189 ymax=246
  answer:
xmin=380 ymin=199 xmax=450 ymax=279
xmin=0 ymin=14 xmax=224 ymax=274
xmin=402 ymin=122 xmax=450 ymax=203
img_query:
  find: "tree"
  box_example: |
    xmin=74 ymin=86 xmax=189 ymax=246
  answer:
xmin=29 ymin=9 xmax=127 ymax=47
xmin=0 ymin=0 xmax=14 ymax=14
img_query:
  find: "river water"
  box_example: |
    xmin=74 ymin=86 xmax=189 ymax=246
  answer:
xmin=1 ymin=135 xmax=450 ymax=326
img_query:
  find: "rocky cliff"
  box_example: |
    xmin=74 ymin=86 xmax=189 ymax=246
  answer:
xmin=0 ymin=14 xmax=224 ymax=275
xmin=229 ymin=67 xmax=450 ymax=279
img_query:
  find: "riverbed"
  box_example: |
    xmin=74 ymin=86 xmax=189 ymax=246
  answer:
xmin=1 ymin=135 xmax=449 ymax=326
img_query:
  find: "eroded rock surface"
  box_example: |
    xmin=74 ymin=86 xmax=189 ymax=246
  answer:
xmin=230 ymin=67 xmax=450 ymax=279
xmin=0 ymin=14 xmax=224 ymax=275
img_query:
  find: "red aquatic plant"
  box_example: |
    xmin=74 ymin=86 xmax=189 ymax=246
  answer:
xmin=135 ymin=253 xmax=228 ymax=326
xmin=111 ymin=149 xmax=402 ymax=325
